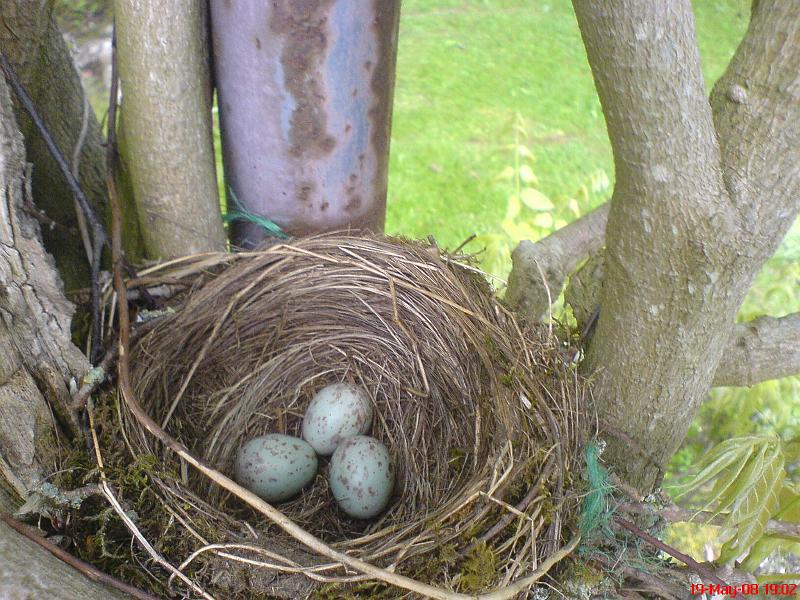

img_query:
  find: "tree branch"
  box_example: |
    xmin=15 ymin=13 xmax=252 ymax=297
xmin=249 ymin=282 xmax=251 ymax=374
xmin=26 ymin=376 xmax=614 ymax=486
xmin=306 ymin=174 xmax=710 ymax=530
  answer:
xmin=506 ymin=203 xmax=608 ymax=319
xmin=578 ymin=7 xmax=724 ymax=486
xmin=713 ymin=313 xmax=800 ymax=387
xmin=710 ymin=0 xmax=800 ymax=261
xmin=508 ymin=199 xmax=799 ymax=388
xmin=115 ymin=0 xmax=226 ymax=258
xmin=614 ymin=517 xmax=728 ymax=587
xmin=565 ymin=252 xmax=800 ymax=388
xmin=618 ymin=502 xmax=800 ymax=542
xmin=0 ymin=53 xmax=107 ymax=363
xmin=1 ymin=514 xmax=160 ymax=600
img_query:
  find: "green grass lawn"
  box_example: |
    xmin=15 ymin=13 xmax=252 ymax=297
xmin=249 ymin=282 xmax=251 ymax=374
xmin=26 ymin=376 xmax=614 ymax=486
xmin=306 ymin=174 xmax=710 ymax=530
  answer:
xmin=387 ymin=0 xmax=755 ymax=258
xmin=388 ymin=0 xmax=800 ymax=323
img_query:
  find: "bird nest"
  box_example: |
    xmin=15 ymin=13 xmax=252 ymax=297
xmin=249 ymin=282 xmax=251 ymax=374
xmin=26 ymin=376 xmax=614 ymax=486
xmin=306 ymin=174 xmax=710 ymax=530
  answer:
xmin=102 ymin=234 xmax=592 ymax=599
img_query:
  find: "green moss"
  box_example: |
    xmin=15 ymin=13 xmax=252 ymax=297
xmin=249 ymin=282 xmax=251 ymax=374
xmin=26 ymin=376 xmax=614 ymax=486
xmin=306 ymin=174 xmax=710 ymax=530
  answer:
xmin=457 ymin=541 xmax=497 ymax=592
xmin=311 ymin=581 xmax=393 ymax=600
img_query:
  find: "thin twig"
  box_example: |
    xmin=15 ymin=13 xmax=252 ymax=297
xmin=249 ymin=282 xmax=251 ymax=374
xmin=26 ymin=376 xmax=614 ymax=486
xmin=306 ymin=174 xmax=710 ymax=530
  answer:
xmin=71 ymin=91 xmax=94 ymax=263
xmin=1 ymin=513 xmax=160 ymax=600
xmin=21 ymin=163 xmax=78 ymax=235
xmin=477 ymin=452 xmax=556 ymax=548
xmin=86 ymin=399 xmax=216 ymax=599
xmin=591 ymin=553 xmax=684 ymax=600
xmin=607 ymin=472 xmax=647 ymax=503
xmin=70 ymin=319 xmax=160 ymax=413
xmin=0 ymin=52 xmax=107 ymax=363
xmin=619 ymin=501 xmax=800 ymax=541
xmin=452 ymin=233 xmax=476 ymax=255
xmin=614 ymin=516 xmax=727 ymax=586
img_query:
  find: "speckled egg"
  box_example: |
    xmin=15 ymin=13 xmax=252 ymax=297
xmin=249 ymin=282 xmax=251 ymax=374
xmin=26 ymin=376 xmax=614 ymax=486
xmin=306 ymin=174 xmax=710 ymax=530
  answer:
xmin=328 ymin=435 xmax=393 ymax=519
xmin=302 ymin=383 xmax=373 ymax=456
xmin=234 ymin=434 xmax=318 ymax=502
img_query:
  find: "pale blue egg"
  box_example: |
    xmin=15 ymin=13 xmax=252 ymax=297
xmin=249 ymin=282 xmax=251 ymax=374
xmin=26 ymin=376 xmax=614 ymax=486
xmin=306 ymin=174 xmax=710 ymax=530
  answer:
xmin=329 ymin=435 xmax=393 ymax=519
xmin=302 ymin=383 xmax=373 ymax=456
xmin=234 ymin=434 xmax=318 ymax=502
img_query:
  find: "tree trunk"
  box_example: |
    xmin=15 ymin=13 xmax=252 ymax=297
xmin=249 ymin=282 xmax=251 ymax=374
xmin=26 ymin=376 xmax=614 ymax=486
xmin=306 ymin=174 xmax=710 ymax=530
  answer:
xmin=572 ymin=0 xmax=800 ymax=491
xmin=210 ymin=0 xmax=401 ymax=247
xmin=0 ymin=0 xmax=108 ymax=294
xmin=115 ymin=0 xmax=226 ymax=258
xmin=0 ymin=64 xmax=130 ymax=600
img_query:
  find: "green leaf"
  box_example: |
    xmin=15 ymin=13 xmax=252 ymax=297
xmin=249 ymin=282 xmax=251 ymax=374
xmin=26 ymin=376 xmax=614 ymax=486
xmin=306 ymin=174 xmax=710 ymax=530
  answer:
xmin=520 ymin=188 xmax=553 ymax=211
xmin=671 ymin=437 xmax=761 ymax=497
xmin=517 ymin=144 xmax=535 ymax=160
xmin=725 ymin=441 xmax=782 ymax=525
xmin=719 ymin=443 xmax=772 ymax=526
xmin=784 ymin=438 xmax=800 ymax=462
xmin=590 ymin=169 xmax=611 ymax=193
xmin=496 ymin=166 xmax=516 ymax=181
xmin=501 ymin=219 xmax=538 ymax=241
xmin=519 ymin=165 xmax=538 ymax=184
xmin=719 ymin=441 xmax=784 ymax=563
xmin=567 ymin=198 xmax=581 ymax=217
xmin=699 ymin=450 xmax=751 ymax=515
xmin=740 ymin=536 xmax=783 ymax=572
xmin=532 ymin=213 xmax=553 ymax=229
xmin=771 ymin=482 xmax=800 ymax=526
xmin=505 ymin=195 xmax=521 ymax=221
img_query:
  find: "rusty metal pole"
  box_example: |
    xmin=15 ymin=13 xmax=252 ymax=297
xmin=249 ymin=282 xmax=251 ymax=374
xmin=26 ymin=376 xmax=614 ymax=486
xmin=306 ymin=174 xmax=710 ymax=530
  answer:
xmin=210 ymin=1 xmax=401 ymax=247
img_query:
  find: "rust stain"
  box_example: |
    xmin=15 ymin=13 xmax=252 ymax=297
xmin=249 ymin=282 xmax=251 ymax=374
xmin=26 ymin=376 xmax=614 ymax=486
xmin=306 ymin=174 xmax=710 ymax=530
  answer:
xmin=297 ymin=182 xmax=315 ymax=203
xmin=320 ymin=201 xmax=329 ymax=211
xmin=269 ymin=0 xmax=336 ymax=160
xmin=345 ymin=195 xmax=363 ymax=212
xmin=280 ymin=211 xmax=380 ymax=237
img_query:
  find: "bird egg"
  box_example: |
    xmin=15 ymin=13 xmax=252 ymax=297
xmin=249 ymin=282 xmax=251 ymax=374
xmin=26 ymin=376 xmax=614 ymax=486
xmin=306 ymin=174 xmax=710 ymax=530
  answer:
xmin=328 ymin=435 xmax=393 ymax=519
xmin=302 ymin=383 xmax=373 ymax=456
xmin=234 ymin=434 xmax=318 ymax=502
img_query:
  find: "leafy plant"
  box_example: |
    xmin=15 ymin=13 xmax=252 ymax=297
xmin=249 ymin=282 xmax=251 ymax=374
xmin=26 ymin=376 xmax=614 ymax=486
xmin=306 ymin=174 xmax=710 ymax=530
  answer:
xmin=670 ymin=434 xmax=800 ymax=568
xmin=475 ymin=115 xmax=609 ymax=283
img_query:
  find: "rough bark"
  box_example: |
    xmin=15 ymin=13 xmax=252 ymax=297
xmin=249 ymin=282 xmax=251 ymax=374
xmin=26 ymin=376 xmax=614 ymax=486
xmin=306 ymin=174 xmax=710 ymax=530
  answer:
xmin=0 ymin=71 xmax=88 ymax=497
xmin=115 ymin=0 xmax=226 ymax=258
xmin=0 ymin=65 xmax=131 ymax=600
xmin=0 ymin=0 xmax=107 ymax=293
xmin=562 ymin=250 xmax=605 ymax=333
xmin=565 ymin=251 xmax=800 ymax=389
xmin=506 ymin=203 xmax=608 ymax=319
xmin=571 ymin=0 xmax=800 ymax=490
xmin=713 ymin=314 xmax=800 ymax=388
xmin=0 ymin=520 xmax=130 ymax=600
